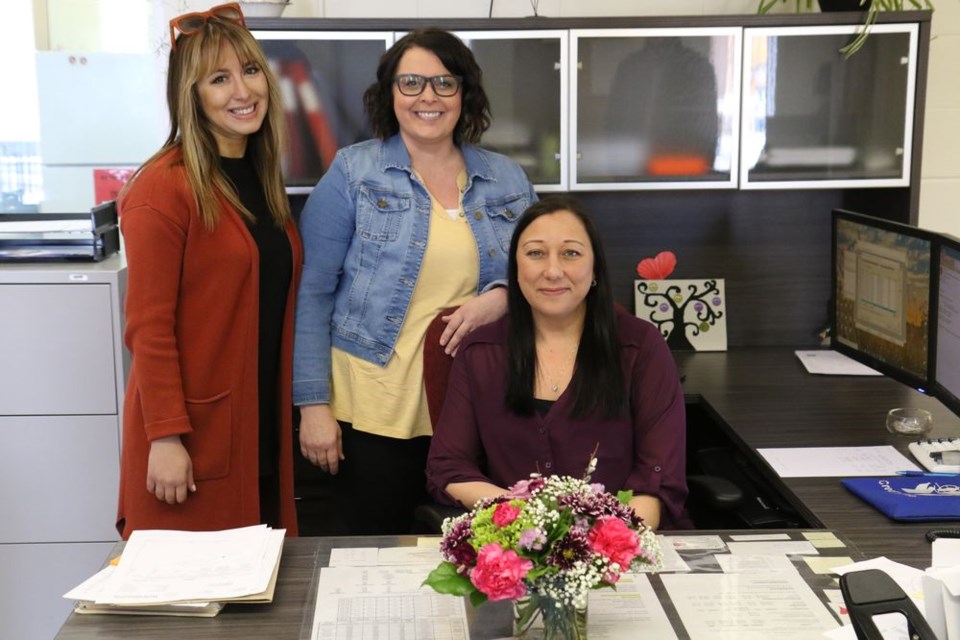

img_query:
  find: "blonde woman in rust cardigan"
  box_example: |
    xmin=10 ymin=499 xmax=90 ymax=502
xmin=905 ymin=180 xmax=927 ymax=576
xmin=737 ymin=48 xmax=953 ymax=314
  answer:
xmin=116 ymin=3 xmax=301 ymax=539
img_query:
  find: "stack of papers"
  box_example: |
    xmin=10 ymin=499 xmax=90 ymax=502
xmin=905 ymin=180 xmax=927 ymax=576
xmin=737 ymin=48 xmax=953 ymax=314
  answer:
xmin=64 ymin=525 xmax=284 ymax=617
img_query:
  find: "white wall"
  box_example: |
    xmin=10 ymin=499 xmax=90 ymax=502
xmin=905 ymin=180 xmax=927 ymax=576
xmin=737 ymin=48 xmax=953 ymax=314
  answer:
xmin=28 ymin=0 xmax=959 ymax=233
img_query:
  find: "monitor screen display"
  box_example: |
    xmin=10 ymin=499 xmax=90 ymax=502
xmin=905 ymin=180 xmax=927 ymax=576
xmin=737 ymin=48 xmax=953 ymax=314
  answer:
xmin=832 ymin=209 xmax=933 ymax=389
xmin=935 ymin=237 xmax=960 ymax=412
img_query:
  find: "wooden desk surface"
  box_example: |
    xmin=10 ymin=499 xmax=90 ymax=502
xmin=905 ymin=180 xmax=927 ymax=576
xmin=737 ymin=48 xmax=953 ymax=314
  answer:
xmin=676 ymin=348 xmax=960 ymax=568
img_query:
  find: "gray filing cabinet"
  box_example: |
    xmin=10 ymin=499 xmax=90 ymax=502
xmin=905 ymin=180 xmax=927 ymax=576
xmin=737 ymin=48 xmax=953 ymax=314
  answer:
xmin=0 ymin=254 xmax=127 ymax=640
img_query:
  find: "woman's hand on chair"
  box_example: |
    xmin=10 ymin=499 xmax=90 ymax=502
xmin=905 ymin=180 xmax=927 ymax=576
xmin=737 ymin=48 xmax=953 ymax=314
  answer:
xmin=300 ymin=404 xmax=344 ymax=475
xmin=440 ymin=287 xmax=508 ymax=356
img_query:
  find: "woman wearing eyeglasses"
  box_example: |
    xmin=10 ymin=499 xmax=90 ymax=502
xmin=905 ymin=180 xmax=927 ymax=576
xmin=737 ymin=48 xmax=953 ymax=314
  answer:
xmin=116 ymin=3 xmax=301 ymax=539
xmin=294 ymin=28 xmax=537 ymax=535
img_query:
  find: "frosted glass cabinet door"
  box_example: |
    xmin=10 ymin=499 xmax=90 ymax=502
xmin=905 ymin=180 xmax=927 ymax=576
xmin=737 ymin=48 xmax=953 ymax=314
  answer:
xmin=572 ymin=28 xmax=741 ymax=190
xmin=253 ymin=31 xmax=393 ymax=192
xmin=455 ymin=31 xmax=567 ymax=191
xmin=741 ymin=24 xmax=918 ymax=189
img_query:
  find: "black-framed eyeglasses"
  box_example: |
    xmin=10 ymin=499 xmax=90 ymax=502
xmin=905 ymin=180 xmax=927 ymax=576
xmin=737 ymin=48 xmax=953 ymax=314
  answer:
xmin=393 ymin=74 xmax=463 ymax=97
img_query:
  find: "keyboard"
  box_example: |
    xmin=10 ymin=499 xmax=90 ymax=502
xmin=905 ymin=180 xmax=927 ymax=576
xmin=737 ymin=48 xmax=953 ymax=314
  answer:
xmin=908 ymin=438 xmax=960 ymax=473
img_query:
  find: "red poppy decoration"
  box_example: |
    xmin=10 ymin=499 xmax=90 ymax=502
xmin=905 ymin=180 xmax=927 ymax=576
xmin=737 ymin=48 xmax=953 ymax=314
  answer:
xmin=636 ymin=251 xmax=677 ymax=280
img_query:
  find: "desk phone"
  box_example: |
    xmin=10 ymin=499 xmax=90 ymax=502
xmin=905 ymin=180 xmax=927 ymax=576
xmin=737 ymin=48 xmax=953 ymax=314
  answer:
xmin=908 ymin=438 xmax=960 ymax=473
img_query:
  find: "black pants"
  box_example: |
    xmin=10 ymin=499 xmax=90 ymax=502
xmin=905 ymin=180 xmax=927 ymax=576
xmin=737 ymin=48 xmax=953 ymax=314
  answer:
xmin=337 ymin=421 xmax=431 ymax=536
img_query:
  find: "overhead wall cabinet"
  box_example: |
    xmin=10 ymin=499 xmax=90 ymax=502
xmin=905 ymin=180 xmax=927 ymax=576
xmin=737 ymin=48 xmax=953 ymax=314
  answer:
xmin=252 ymin=31 xmax=393 ymax=194
xmin=453 ymin=30 xmax=568 ymax=191
xmin=250 ymin=16 xmax=925 ymax=197
xmin=570 ymin=28 xmax=742 ymax=191
xmin=740 ymin=24 xmax=918 ymax=190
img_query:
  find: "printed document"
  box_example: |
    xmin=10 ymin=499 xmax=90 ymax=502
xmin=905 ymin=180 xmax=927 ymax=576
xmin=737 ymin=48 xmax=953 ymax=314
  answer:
xmin=757 ymin=446 xmax=919 ymax=477
xmin=661 ymin=571 xmax=838 ymax=639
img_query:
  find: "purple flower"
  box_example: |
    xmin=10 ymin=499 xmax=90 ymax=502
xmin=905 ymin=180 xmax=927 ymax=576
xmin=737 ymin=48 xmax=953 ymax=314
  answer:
xmin=548 ymin=529 xmax=591 ymax=570
xmin=518 ymin=528 xmax=547 ymax=551
xmin=712 ymin=296 xmax=721 ymax=306
xmin=659 ymin=303 xmax=669 ymax=312
xmin=694 ymin=302 xmax=704 ymax=312
xmin=440 ymin=518 xmax=477 ymax=570
xmin=507 ymin=477 xmax=545 ymax=499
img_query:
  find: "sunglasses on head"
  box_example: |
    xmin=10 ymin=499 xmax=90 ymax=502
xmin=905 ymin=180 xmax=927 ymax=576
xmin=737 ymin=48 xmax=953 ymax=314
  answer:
xmin=169 ymin=2 xmax=246 ymax=51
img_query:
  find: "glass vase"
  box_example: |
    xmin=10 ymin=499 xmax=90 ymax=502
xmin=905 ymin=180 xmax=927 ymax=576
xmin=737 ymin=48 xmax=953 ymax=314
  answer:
xmin=513 ymin=593 xmax=588 ymax=640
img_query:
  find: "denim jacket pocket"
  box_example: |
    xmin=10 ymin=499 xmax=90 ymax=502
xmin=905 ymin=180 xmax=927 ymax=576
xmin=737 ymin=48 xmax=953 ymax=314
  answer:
xmin=485 ymin=193 xmax=532 ymax=251
xmin=182 ymin=390 xmax=232 ymax=480
xmin=356 ymin=186 xmax=411 ymax=243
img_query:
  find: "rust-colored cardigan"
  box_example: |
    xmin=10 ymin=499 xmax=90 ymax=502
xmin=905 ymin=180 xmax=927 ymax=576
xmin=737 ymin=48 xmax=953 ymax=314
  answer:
xmin=116 ymin=151 xmax=301 ymax=539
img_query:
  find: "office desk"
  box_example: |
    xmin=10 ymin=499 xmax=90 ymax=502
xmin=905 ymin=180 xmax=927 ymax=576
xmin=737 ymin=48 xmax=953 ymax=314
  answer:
xmin=55 ymin=349 xmax=957 ymax=638
xmin=56 ymin=530 xmax=860 ymax=640
xmin=675 ymin=349 xmax=960 ymax=568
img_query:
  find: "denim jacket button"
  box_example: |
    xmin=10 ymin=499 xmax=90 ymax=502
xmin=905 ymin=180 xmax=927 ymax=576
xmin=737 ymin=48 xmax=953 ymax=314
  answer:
xmin=488 ymin=248 xmax=497 ymax=257
xmin=377 ymin=198 xmax=387 ymax=208
xmin=474 ymin=211 xmax=483 ymax=221
xmin=506 ymin=210 xmax=514 ymax=219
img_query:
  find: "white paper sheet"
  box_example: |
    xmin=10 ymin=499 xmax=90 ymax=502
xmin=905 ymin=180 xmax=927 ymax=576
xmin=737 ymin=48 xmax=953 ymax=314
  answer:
xmin=328 ymin=548 xmax=378 ymax=567
xmin=727 ymin=541 xmax=819 ymax=556
xmin=311 ymin=564 xmax=468 ymax=640
xmin=757 ymin=446 xmax=919 ymax=478
xmin=661 ymin=571 xmax=839 ymax=639
xmin=668 ymin=535 xmax=727 ymax=551
xmin=795 ymin=350 xmax=882 ymax=376
xmin=715 ymin=554 xmax=797 ymax=574
xmin=587 ymin=573 xmax=678 ymax=639
xmin=92 ymin=525 xmax=283 ymax=605
xmin=377 ymin=546 xmax=443 ymax=566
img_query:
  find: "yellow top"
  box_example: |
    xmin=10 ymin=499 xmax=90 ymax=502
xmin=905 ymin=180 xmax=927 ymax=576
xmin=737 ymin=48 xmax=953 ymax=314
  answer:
xmin=330 ymin=172 xmax=478 ymax=439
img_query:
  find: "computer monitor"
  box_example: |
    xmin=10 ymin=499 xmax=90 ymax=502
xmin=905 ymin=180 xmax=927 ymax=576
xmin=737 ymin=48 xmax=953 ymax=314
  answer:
xmin=831 ymin=209 xmax=936 ymax=391
xmin=933 ymin=234 xmax=960 ymax=415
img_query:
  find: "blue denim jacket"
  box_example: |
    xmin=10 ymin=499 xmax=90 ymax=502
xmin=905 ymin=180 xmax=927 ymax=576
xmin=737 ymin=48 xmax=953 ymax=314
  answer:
xmin=293 ymin=134 xmax=537 ymax=405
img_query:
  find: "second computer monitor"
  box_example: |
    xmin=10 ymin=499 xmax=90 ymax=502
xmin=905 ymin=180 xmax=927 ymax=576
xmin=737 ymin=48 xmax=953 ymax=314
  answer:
xmin=831 ymin=209 xmax=935 ymax=391
xmin=934 ymin=235 xmax=960 ymax=414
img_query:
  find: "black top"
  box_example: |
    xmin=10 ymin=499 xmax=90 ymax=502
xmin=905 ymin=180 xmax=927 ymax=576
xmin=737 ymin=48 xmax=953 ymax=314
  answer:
xmin=221 ymin=155 xmax=292 ymax=477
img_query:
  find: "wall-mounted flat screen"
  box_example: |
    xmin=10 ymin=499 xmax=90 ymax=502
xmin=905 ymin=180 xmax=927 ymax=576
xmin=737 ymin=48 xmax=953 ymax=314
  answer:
xmin=831 ymin=209 xmax=935 ymax=391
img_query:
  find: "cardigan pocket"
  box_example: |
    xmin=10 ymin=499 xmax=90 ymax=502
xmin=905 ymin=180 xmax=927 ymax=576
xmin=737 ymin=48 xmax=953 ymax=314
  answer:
xmin=182 ymin=390 xmax=232 ymax=481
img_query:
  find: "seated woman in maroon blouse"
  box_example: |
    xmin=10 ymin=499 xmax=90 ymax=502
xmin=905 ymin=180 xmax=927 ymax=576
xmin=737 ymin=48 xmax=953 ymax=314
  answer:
xmin=425 ymin=195 xmax=689 ymax=530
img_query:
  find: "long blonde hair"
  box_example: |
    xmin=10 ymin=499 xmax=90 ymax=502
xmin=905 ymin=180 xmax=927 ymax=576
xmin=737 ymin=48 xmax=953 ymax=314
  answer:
xmin=124 ymin=19 xmax=289 ymax=229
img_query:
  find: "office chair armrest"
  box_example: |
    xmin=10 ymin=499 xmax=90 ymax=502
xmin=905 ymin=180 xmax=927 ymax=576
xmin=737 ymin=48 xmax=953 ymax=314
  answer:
xmin=687 ymin=474 xmax=745 ymax=511
xmin=413 ymin=503 xmax=468 ymax=534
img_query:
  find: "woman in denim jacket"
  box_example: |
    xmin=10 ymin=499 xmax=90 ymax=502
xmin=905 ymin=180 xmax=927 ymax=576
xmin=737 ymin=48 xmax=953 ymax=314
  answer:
xmin=293 ymin=28 xmax=536 ymax=534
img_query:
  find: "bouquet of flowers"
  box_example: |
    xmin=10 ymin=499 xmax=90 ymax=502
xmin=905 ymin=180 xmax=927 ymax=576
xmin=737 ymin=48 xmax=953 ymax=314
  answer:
xmin=423 ymin=460 xmax=662 ymax=640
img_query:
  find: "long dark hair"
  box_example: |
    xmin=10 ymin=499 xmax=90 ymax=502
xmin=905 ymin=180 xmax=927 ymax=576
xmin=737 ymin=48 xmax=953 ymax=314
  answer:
xmin=506 ymin=195 xmax=625 ymax=419
xmin=363 ymin=28 xmax=491 ymax=144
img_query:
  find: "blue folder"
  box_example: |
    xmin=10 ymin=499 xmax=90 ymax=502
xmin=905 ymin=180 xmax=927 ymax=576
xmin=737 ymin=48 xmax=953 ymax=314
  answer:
xmin=841 ymin=476 xmax=960 ymax=521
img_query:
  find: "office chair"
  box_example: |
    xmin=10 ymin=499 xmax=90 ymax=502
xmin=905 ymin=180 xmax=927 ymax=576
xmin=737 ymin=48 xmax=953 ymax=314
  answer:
xmin=414 ymin=306 xmax=468 ymax=533
xmin=840 ymin=569 xmax=937 ymax=640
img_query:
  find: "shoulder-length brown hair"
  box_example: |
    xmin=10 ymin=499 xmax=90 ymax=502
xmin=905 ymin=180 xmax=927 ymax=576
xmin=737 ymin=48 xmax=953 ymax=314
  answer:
xmin=363 ymin=28 xmax=491 ymax=145
xmin=123 ymin=19 xmax=288 ymax=229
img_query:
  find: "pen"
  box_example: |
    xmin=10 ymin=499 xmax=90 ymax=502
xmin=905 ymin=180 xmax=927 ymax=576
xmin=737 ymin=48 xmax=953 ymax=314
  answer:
xmin=896 ymin=470 xmax=960 ymax=478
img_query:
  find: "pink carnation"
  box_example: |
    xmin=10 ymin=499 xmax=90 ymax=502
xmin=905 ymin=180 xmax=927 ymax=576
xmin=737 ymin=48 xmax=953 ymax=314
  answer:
xmin=492 ymin=502 xmax=521 ymax=527
xmin=587 ymin=516 xmax=641 ymax=576
xmin=469 ymin=543 xmax=532 ymax=601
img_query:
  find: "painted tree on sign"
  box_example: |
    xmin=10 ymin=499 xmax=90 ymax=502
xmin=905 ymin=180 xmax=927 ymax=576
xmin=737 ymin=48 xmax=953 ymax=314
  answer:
xmin=636 ymin=279 xmax=725 ymax=350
